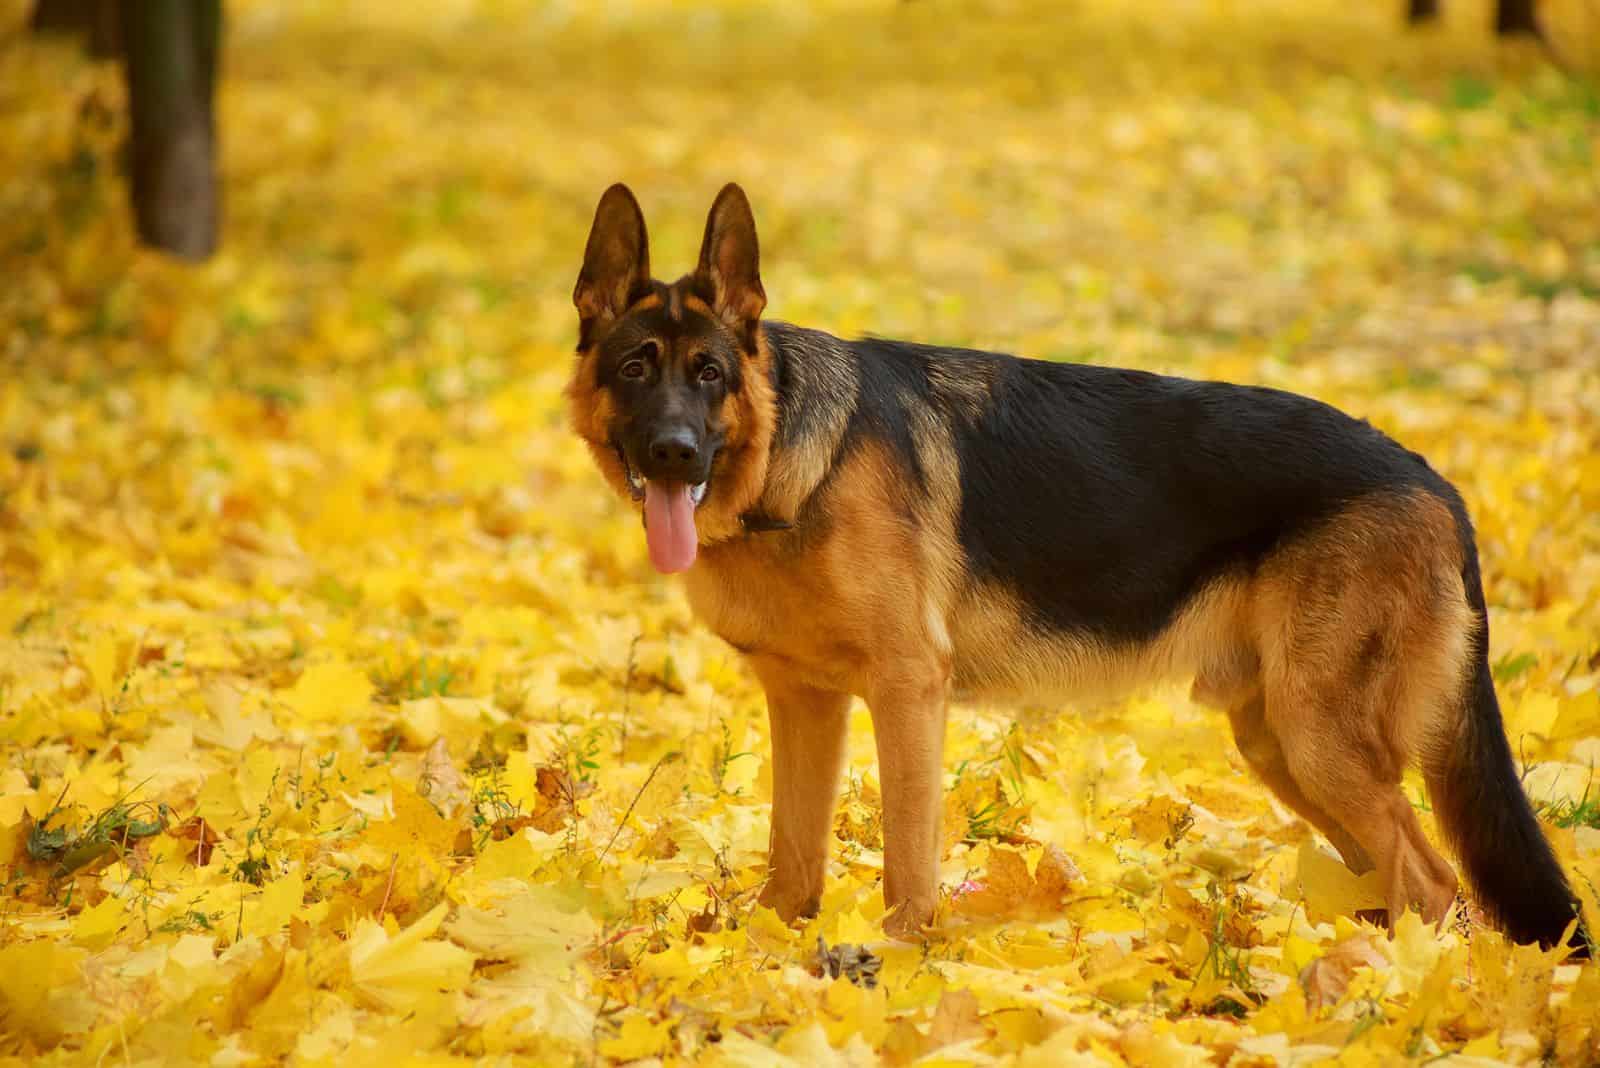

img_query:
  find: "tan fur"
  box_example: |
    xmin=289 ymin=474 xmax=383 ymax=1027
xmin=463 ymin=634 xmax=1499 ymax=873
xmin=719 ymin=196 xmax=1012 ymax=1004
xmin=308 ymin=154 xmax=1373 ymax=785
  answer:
xmin=695 ymin=327 xmax=777 ymax=543
xmin=924 ymin=356 xmax=997 ymax=424
xmin=899 ymin=391 xmax=967 ymax=664
xmin=565 ymin=362 xmax=631 ymax=502
xmin=753 ymin=354 xmax=857 ymax=524
xmin=687 ymin=442 xmax=951 ymax=934
xmin=687 ymin=440 xmax=940 ymax=695
xmin=1237 ymin=491 xmax=1472 ymax=926
xmin=752 ymin=661 xmax=851 ymax=922
xmin=950 ymin=579 xmax=1254 ymax=706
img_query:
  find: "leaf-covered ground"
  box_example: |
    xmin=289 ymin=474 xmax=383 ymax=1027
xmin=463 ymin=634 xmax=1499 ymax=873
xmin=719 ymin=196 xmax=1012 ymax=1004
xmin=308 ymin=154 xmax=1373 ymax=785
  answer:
xmin=3 ymin=0 xmax=1600 ymax=1063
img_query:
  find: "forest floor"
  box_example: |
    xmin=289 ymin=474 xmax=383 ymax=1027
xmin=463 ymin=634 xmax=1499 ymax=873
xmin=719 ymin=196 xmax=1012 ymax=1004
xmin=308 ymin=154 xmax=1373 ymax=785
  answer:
xmin=2 ymin=0 xmax=1599 ymax=1063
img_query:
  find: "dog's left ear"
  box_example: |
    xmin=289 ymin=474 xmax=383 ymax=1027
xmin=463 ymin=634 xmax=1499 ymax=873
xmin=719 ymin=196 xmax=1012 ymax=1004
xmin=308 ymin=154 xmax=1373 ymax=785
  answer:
xmin=695 ymin=183 xmax=766 ymax=348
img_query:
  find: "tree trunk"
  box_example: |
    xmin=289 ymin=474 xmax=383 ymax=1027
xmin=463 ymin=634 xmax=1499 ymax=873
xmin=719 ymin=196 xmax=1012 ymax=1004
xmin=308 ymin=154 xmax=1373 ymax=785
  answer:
xmin=1495 ymin=0 xmax=1541 ymax=35
xmin=120 ymin=0 xmax=222 ymax=260
xmin=31 ymin=0 xmax=120 ymax=58
xmin=1406 ymin=0 xmax=1440 ymax=23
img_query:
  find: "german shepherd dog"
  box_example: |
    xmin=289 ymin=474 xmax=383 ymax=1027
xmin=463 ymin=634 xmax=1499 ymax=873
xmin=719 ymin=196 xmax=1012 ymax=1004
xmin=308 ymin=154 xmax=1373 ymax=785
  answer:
xmin=568 ymin=182 xmax=1585 ymax=950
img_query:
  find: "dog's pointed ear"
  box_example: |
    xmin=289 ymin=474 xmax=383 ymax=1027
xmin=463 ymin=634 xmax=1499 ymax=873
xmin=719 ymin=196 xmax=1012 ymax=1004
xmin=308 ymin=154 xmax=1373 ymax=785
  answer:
xmin=574 ymin=183 xmax=650 ymax=339
xmin=695 ymin=183 xmax=766 ymax=346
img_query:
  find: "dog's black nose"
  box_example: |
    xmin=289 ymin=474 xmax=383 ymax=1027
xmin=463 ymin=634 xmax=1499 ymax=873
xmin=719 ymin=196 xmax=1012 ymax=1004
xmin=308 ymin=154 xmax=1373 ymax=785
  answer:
xmin=646 ymin=428 xmax=702 ymax=480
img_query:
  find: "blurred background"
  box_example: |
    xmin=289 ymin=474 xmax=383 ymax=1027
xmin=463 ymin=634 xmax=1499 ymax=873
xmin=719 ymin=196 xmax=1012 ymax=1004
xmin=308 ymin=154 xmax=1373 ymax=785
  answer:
xmin=4 ymin=0 xmax=1597 ymax=370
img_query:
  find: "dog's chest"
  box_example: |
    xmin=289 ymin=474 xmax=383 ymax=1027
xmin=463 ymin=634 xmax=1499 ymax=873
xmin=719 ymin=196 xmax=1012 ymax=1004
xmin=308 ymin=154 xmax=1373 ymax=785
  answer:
xmin=683 ymin=539 xmax=869 ymax=692
xmin=683 ymin=541 xmax=811 ymax=651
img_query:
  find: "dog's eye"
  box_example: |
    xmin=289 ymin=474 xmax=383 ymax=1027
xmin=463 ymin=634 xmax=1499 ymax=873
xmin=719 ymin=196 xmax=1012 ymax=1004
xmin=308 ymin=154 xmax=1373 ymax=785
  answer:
xmin=618 ymin=341 xmax=657 ymax=380
xmin=698 ymin=363 xmax=722 ymax=384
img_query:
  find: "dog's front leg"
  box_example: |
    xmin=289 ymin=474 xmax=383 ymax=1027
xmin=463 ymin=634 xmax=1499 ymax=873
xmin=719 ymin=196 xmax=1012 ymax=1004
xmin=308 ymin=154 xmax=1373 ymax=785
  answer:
xmin=751 ymin=659 xmax=851 ymax=922
xmin=868 ymin=666 xmax=949 ymax=940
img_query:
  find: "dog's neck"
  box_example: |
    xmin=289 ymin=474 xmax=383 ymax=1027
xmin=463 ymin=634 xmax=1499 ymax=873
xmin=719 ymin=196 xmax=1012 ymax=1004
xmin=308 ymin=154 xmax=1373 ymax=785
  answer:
xmin=737 ymin=322 xmax=858 ymax=535
xmin=722 ymin=328 xmax=795 ymax=538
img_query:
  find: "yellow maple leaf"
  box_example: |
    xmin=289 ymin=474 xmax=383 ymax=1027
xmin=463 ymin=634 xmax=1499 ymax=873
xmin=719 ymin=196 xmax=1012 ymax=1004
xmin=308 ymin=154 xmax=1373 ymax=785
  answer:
xmin=599 ymin=1012 xmax=670 ymax=1061
xmin=81 ymin=630 xmax=124 ymax=700
xmin=446 ymin=885 xmax=597 ymax=971
xmin=243 ymin=867 xmax=306 ymax=937
xmin=0 ymin=942 xmax=93 ymax=1047
xmin=70 ymin=894 xmax=128 ymax=949
xmin=349 ymin=902 xmax=474 ymax=1013
xmin=367 ymin=781 xmax=463 ymax=861
xmin=281 ymin=660 xmax=374 ymax=724
xmin=1295 ymin=840 xmax=1386 ymax=924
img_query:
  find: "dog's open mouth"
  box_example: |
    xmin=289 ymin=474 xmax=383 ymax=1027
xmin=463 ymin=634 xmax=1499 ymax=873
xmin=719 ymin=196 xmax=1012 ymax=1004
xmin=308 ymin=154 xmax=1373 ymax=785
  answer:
xmin=617 ymin=447 xmax=710 ymax=575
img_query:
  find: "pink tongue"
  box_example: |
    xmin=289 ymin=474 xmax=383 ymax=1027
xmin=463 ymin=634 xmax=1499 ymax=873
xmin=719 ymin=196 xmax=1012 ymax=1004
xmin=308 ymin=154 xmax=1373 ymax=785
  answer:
xmin=643 ymin=481 xmax=698 ymax=573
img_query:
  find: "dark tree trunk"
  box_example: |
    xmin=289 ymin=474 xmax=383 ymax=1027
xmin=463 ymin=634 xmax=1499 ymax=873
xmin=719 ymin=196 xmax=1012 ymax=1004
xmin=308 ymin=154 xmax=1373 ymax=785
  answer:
xmin=1407 ymin=0 xmax=1440 ymax=23
xmin=30 ymin=0 xmax=120 ymax=58
xmin=121 ymin=0 xmax=222 ymax=260
xmin=1495 ymin=0 xmax=1541 ymax=35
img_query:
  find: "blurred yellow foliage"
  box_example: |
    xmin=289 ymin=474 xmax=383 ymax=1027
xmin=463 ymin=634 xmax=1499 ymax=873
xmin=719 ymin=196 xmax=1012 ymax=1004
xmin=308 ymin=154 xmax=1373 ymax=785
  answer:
xmin=1 ymin=0 xmax=1599 ymax=1063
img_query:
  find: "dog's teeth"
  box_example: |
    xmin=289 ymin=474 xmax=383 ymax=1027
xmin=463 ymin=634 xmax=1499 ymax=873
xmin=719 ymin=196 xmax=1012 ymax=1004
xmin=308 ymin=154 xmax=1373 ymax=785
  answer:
xmin=690 ymin=482 xmax=707 ymax=505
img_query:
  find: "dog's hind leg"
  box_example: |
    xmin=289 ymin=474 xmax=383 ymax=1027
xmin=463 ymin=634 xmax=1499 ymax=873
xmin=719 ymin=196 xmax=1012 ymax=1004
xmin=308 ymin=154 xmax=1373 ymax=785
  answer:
xmin=1227 ymin=692 xmax=1375 ymax=873
xmin=1270 ymin=710 xmax=1458 ymax=927
xmin=1251 ymin=493 xmax=1469 ymax=928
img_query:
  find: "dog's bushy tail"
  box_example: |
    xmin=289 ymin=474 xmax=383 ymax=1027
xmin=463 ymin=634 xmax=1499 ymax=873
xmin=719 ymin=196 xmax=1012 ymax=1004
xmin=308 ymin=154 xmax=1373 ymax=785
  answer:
xmin=1424 ymin=572 xmax=1588 ymax=954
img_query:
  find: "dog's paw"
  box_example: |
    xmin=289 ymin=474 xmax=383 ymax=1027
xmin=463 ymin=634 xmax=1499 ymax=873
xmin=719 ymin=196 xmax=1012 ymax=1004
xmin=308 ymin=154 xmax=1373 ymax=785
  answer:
xmin=758 ymin=880 xmax=821 ymax=923
xmin=882 ymin=898 xmax=934 ymax=942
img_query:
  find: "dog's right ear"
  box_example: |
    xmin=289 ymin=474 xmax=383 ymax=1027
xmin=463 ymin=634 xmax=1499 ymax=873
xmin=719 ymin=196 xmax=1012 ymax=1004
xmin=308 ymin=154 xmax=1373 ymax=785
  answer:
xmin=574 ymin=184 xmax=650 ymax=344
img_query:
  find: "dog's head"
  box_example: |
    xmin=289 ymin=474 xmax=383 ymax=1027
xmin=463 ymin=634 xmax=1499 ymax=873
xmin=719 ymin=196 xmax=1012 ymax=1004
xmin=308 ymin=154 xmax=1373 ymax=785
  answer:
xmin=567 ymin=184 xmax=776 ymax=573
